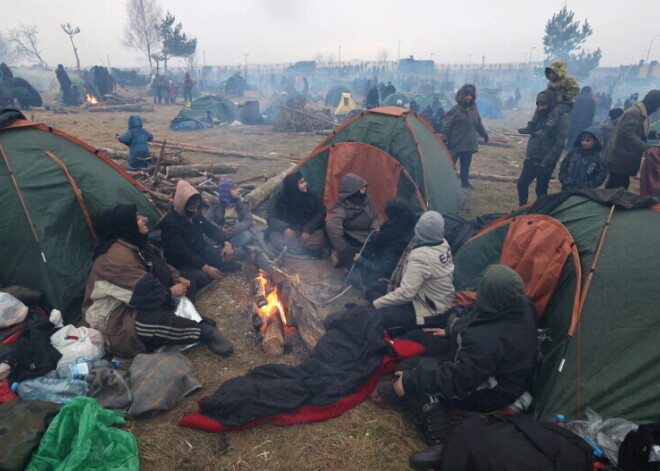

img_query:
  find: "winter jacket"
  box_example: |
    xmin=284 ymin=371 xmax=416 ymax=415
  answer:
xmin=159 ymin=180 xmax=229 ymax=270
xmin=209 ymin=197 xmax=252 ymax=233
xmin=443 ymin=84 xmax=488 ymax=154
xmin=559 ymin=126 xmax=609 ymax=191
xmin=117 ymin=115 xmax=153 ymax=158
xmin=373 ymin=240 xmax=455 ymax=325
xmin=525 ymin=90 xmax=570 ymax=168
xmin=605 ymin=101 xmax=652 ymax=176
xmin=82 ymin=239 xmax=179 ymax=357
xmin=599 ymin=116 xmax=619 ymax=150
xmin=326 ymin=174 xmax=380 ymax=253
xmin=545 ymin=60 xmax=580 ymax=104
xmin=355 ymin=216 xmax=415 ymax=281
xmin=267 ymin=189 xmax=326 ymax=234
xmin=402 ymin=296 xmax=537 ymax=405
xmin=565 ymin=90 xmax=596 ymax=149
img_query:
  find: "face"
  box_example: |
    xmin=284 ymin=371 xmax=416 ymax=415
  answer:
xmin=536 ymin=101 xmax=549 ymax=112
xmin=547 ymin=71 xmax=559 ymax=81
xmin=229 ymin=184 xmax=240 ymax=199
xmin=185 ymin=199 xmax=201 ymax=216
xmin=136 ymin=214 xmax=149 ymax=235
xmin=580 ymin=134 xmax=596 ymax=150
xmin=464 ymin=94 xmax=474 ymax=103
xmin=297 ymin=177 xmax=308 ymax=193
xmin=359 ymin=185 xmax=368 ymax=195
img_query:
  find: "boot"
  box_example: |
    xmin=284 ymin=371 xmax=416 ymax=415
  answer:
xmin=409 ymin=402 xmax=449 ymax=470
xmin=199 ymin=323 xmax=233 ymax=357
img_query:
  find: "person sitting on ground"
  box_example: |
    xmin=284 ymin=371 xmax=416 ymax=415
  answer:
xmin=372 ymin=211 xmax=454 ymax=336
xmin=160 ymin=180 xmax=240 ymax=291
xmin=266 ymin=171 xmax=326 ymax=257
xmin=117 ymin=115 xmax=153 ymax=170
xmin=209 ymin=177 xmax=254 ymax=256
xmin=558 ymin=126 xmax=609 ymax=191
xmin=351 ymin=196 xmax=417 ymax=302
xmin=326 ymin=173 xmax=380 ymax=267
xmin=380 ymin=265 xmax=537 ymax=471
xmin=82 ymin=204 xmax=233 ymax=358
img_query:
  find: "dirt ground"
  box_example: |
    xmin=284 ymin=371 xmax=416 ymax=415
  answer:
xmin=28 ymin=88 xmax=634 ymax=471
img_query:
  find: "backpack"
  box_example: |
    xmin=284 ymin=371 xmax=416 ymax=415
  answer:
xmin=440 ymin=413 xmax=597 ymax=471
xmin=618 ymin=424 xmax=660 ymax=471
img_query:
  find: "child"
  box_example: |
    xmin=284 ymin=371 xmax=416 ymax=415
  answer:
xmin=558 ymin=127 xmax=608 ymax=191
xmin=117 ymin=115 xmax=153 ymax=170
xmin=519 ymin=60 xmax=579 ymax=137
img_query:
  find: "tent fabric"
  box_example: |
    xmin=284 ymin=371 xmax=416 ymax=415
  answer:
xmin=475 ymin=96 xmax=505 ymax=119
xmin=414 ymin=93 xmax=454 ymax=112
xmin=325 ymin=85 xmax=350 ymax=107
xmin=382 ymin=92 xmax=409 ymax=107
xmin=452 ymin=190 xmax=660 ymax=423
xmin=173 ymin=95 xmax=237 ymax=124
xmin=308 ymin=107 xmax=463 ymax=214
xmin=334 ymin=93 xmax=358 ymax=116
xmin=0 ymin=114 xmax=161 ymax=310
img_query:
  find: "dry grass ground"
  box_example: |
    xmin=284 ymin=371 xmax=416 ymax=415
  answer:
xmin=26 ymin=88 xmax=622 ymax=470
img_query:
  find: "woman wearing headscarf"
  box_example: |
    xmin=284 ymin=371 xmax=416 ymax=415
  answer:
xmin=267 ymin=171 xmax=326 ymax=257
xmin=443 ymin=84 xmax=489 ymax=189
xmin=209 ymin=177 xmax=254 ymax=252
xmin=82 ymin=204 xmax=233 ymax=358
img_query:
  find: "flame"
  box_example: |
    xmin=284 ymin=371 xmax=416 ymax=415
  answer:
xmin=86 ymin=94 xmax=99 ymax=105
xmin=254 ymin=270 xmax=290 ymax=331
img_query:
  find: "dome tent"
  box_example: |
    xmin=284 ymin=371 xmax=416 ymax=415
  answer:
xmin=171 ymin=95 xmax=237 ymax=129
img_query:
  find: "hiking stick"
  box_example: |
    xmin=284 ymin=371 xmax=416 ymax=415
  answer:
xmin=323 ymin=230 xmax=375 ymax=305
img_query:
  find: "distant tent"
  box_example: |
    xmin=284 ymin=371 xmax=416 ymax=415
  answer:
xmin=452 ymin=190 xmax=660 ymax=423
xmin=11 ymin=77 xmax=42 ymax=108
xmin=171 ymin=95 xmax=237 ymax=129
xmin=237 ymin=100 xmax=264 ymax=125
xmin=290 ymin=106 xmax=463 ymax=215
xmin=0 ymin=109 xmax=161 ymax=310
xmin=382 ymin=92 xmax=409 ymax=107
xmin=475 ymin=96 xmax=505 ymax=119
xmin=334 ymin=93 xmax=358 ymax=116
xmin=325 ymin=85 xmax=351 ymax=107
xmin=262 ymin=93 xmax=289 ymax=123
xmin=414 ymin=93 xmax=454 ymax=113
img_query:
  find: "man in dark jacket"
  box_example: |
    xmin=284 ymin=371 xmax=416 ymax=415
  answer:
xmin=516 ymin=89 xmax=569 ymax=206
xmin=565 ymin=86 xmax=596 ymax=151
xmin=117 ymin=115 xmax=153 ymax=170
xmin=604 ymin=89 xmax=660 ymax=190
xmin=384 ymin=265 xmax=537 ymax=470
xmin=159 ymin=180 xmax=239 ymax=290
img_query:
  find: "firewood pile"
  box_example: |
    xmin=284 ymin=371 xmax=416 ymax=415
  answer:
xmin=273 ymin=96 xmax=336 ymax=132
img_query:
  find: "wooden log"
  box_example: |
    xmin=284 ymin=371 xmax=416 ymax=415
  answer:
xmin=88 ymin=103 xmax=155 ymax=112
xmin=151 ymin=139 xmax=298 ymax=162
xmin=245 ymin=167 xmax=291 ymax=209
xmin=98 ymin=147 xmax=129 ymax=160
xmin=262 ymin=315 xmax=285 ymax=356
xmin=164 ymin=163 xmax=239 ymax=178
xmin=470 ymin=173 xmax=519 ymax=183
xmin=145 ymin=188 xmax=173 ymax=203
xmin=280 ymin=277 xmax=324 ymax=350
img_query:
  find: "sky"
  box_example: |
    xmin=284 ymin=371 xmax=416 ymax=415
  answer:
xmin=1 ymin=0 xmax=658 ymax=69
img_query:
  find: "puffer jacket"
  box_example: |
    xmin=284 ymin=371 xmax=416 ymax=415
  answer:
xmin=559 ymin=125 xmax=609 ymax=190
xmin=443 ymin=84 xmax=488 ymax=154
xmin=117 ymin=115 xmax=153 ymax=158
xmin=545 ymin=60 xmax=580 ymax=104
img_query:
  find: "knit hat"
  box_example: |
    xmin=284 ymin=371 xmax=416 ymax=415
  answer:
xmin=475 ymin=265 xmax=525 ymax=314
xmin=642 ymin=90 xmax=660 ymax=114
xmin=414 ymin=211 xmax=445 ymax=244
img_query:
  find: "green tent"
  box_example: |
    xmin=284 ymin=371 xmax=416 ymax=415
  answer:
xmin=0 ymin=111 xmax=161 ymax=309
xmin=291 ymin=107 xmax=463 ymax=215
xmin=413 ymin=93 xmax=454 ymax=112
xmin=452 ymin=190 xmax=660 ymax=423
xmin=382 ymin=92 xmax=409 ymax=107
xmin=325 ymin=85 xmax=351 ymax=107
xmin=173 ymin=95 xmax=237 ymax=124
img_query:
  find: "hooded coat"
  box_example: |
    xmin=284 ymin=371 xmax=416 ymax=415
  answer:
xmin=326 ymin=174 xmax=380 ymax=254
xmin=209 ymin=178 xmax=252 ymax=233
xmin=544 ymin=60 xmax=580 ymax=104
xmin=566 ymin=89 xmax=596 ymax=149
xmin=559 ymin=126 xmax=609 ymax=191
xmin=267 ymin=172 xmax=326 ymax=234
xmin=117 ymin=115 xmax=153 ymax=158
xmin=159 ymin=180 xmax=229 ymax=270
xmin=443 ymin=84 xmax=488 ymax=154
xmin=525 ymin=90 xmax=570 ymax=167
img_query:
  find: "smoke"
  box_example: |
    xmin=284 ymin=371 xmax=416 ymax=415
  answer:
xmin=255 ymin=0 xmax=306 ymax=21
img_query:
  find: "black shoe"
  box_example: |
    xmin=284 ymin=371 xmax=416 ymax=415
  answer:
xmin=517 ymin=126 xmax=533 ymax=134
xmin=409 ymin=444 xmax=444 ymax=470
xmin=461 ymin=182 xmax=474 ymax=189
xmin=199 ymin=323 xmax=233 ymax=356
xmin=200 ymin=315 xmax=217 ymax=327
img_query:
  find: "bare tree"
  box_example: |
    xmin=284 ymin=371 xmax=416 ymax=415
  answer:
xmin=60 ymin=23 xmax=81 ymax=71
xmin=0 ymin=32 xmax=14 ymax=64
xmin=123 ymin=0 xmax=162 ymax=73
xmin=8 ymin=25 xmax=47 ymax=68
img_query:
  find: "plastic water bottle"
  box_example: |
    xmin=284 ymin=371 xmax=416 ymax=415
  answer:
xmin=552 ymin=413 xmax=567 ymax=427
xmin=11 ymin=377 xmax=88 ymax=404
xmin=53 ymin=359 xmax=120 ymax=380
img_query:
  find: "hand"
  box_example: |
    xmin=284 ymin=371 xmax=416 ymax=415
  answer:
xmin=174 ymin=277 xmax=191 ymax=288
xmin=202 ymin=264 xmax=223 ymax=280
xmin=422 ymin=328 xmax=447 ymax=337
xmin=393 ymin=371 xmax=405 ymax=397
xmin=169 ymin=282 xmax=187 ymax=297
xmin=221 ymin=242 xmax=235 ymax=262
xmin=353 ymin=253 xmax=361 ymax=261
xmin=283 ymin=228 xmax=296 ymax=240
xmin=300 ymin=231 xmax=311 ymax=242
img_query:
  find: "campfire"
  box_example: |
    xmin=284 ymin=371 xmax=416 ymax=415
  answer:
xmin=253 ymin=269 xmax=296 ymax=355
xmin=85 ymin=93 xmax=99 ymax=105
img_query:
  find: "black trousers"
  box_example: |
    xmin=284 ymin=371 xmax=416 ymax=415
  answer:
xmin=604 ymin=171 xmax=630 ymax=190
xmin=517 ymin=159 xmax=554 ymax=206
xmin=378 ymin=303 xmax=449 ymax=337
xmin=135 ymin=309 xmax=201 ymax=351
xmin=453 ymin=151 xmax=474 ymax=186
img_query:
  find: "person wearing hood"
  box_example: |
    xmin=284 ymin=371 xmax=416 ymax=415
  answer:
xmin=82 ymin=204 xmax=233 ymax=358
xmin=516 ymin=89 xmax=570 ymax=206
xmin=605 ymin=89 xmax=660 ymax=190
xmin=117 ymin=115 xmax=153 ymax=170
xmin=559 ymin=126 xmax=609 ymax=191
xmin=624 ymin=92 xmax=639 ymax=110
xmin=159 ymin=180 xmax=239 ymax=290
xmin=326 ymin=173 xmax=380 ymax=267
xmin=372 ymin=211 xmax=454 ymax=335
xmin=442 ymin=84 xmax=489 ymax=189
xmin=209 ymin=177 xmax=254 ymax=252
xmin=351 ymin=196 xmax=417 ymax=302
xmin=366 ymin=85 xmax=380 ymax=109
xmin=380 ymin=265 xmax=537 ymax=470
xmin=565 ymin=86 xmax=596 ymax=151
xmin=267 ymin=171 xmax=326 ymax=257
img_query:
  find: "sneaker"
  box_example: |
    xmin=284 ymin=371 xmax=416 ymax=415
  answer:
xmin=330 ymin=250 xmax=341 ymax=267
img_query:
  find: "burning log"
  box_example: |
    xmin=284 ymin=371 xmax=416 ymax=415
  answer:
xmin=151 ymin=139 xmax=298 ymax=162
xmin=88 ymin=103 xmax=155 ymax=112
xmin=262 ymin=315 xmax=285 ymax=356
xmin=279 ymin=277 xmax=324 ymax=349
xmin=164 ymin=163 xmax=239 ymax=178
xmin=245 ymin=167 xmax=291 ymax=209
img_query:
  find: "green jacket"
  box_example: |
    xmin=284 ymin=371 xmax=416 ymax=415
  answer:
xmin=605 ymin=101 xmax=651 ymax=176
xmin=545 ymin=60 xmax=580 ymax=104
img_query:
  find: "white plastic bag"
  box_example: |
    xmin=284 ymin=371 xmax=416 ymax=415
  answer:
xmin=50 ymin=325 xmax=105 ymax=368
xmin=154 ymin=296 xmax=202 ymax=353
xmin=0 ymin=292 xmax=28 ymax=328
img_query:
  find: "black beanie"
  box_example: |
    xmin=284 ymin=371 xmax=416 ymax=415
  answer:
xmin=642 ymin=90 xmax=660 ymax=114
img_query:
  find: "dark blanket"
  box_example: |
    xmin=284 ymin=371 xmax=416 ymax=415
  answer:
xmin=179 ymin=307 xmax=426 ymax=431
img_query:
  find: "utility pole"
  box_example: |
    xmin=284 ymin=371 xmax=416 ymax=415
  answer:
xmin=397 ymin=40 xmax=401 ymax=62
xmin=107 ymin=55 xmax=111 ymax=69
xmin=203 ymin=50 xmax=206 ymax=67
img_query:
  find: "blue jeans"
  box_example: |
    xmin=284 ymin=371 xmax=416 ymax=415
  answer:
xmin=230 ymin=230 xmax=254 ymax=248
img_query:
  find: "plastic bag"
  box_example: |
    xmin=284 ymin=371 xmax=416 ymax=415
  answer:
xmin=154 ymin=296 xmax=201 ymax=353
xmin=0 ymin=292 xmax=28 ymax=328
xmin=26 ymin=396 xmax=138 ymax=471
xmin=50 ymin=325 xmax=105 ymax=368
xmin=568 ymin=407 xmax=638 ymax=465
